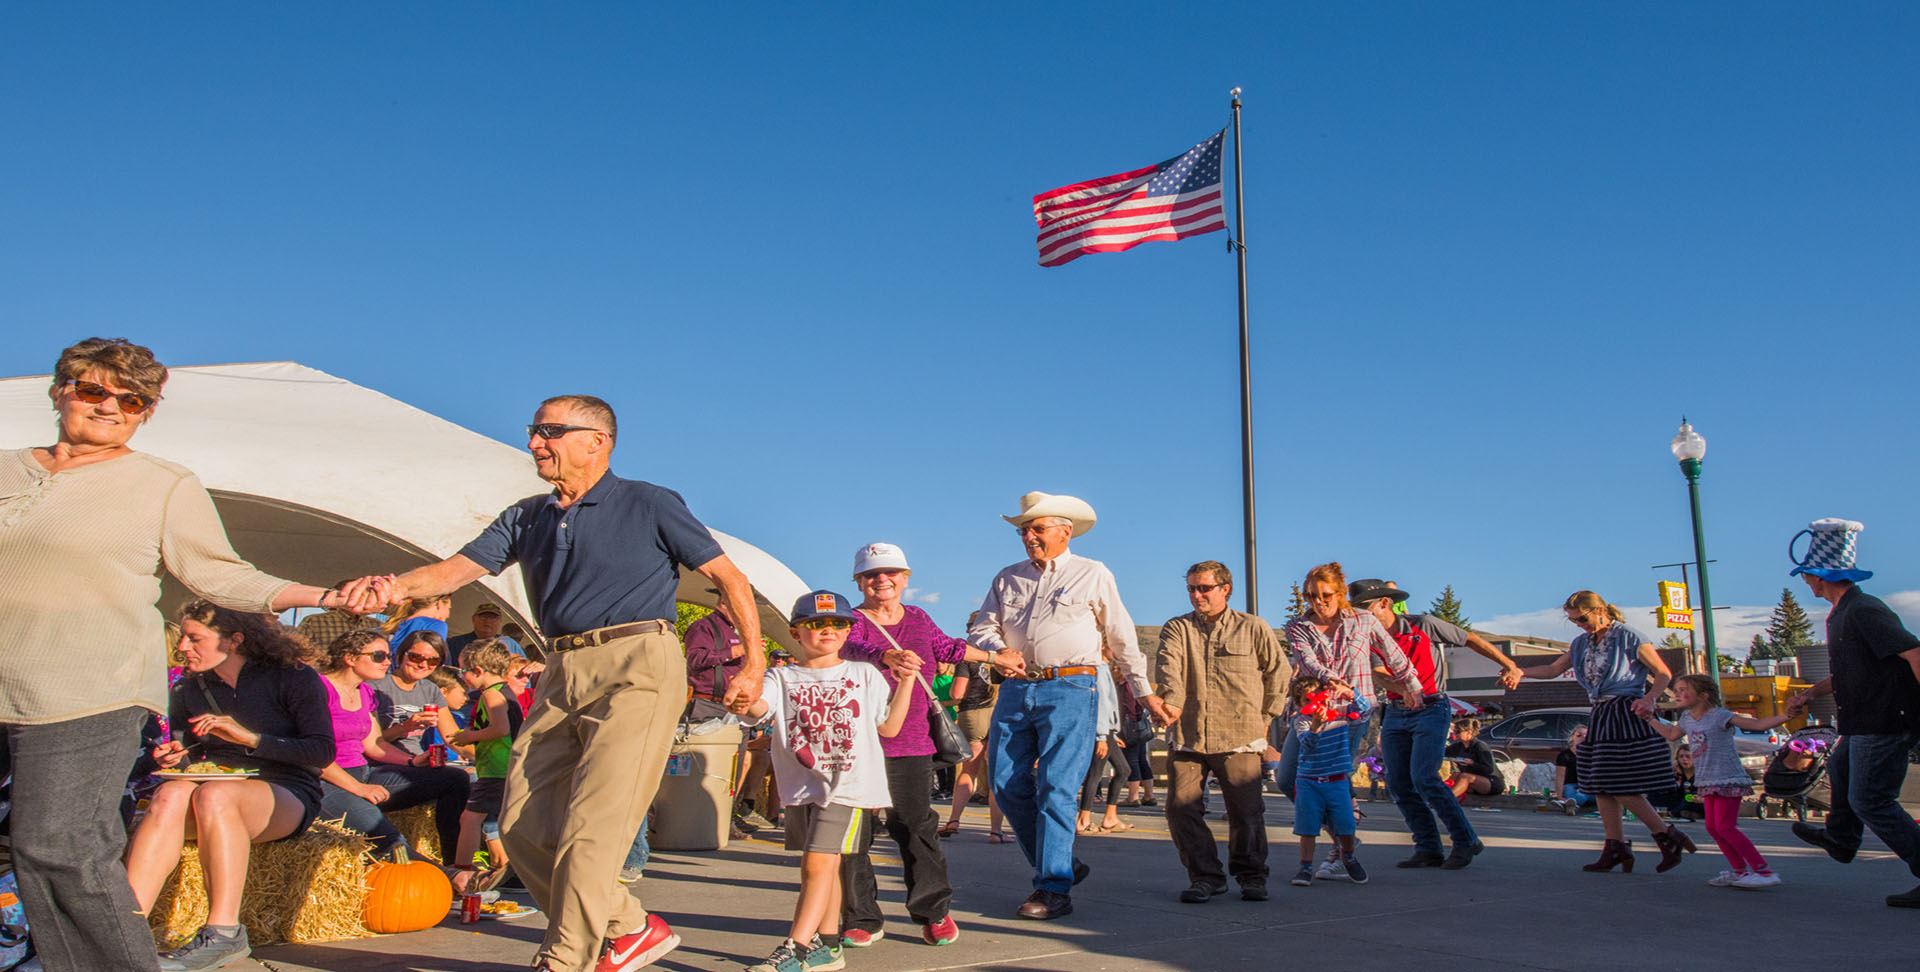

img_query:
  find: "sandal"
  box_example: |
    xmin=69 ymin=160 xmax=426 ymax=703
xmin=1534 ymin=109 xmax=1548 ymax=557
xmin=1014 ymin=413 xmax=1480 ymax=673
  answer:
xmin=937 ymin=820 xmax=960 ymax=839
xmin=1076 ymin=822 xmax=1099 ymax=835
xmin=1099 ymin=821 xmax=1136 ymax=833
xmin=987 ymin=831 xmax=1011 ymax=844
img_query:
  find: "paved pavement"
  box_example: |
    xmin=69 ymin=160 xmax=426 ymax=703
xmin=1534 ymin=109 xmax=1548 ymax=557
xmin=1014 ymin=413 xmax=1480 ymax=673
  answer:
xmin=234 ymin=794 xmax=1918 ymax=972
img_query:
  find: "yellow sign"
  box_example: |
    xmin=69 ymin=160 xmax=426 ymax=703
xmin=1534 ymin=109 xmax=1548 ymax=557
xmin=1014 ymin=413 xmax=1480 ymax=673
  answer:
xmin=1658 ymin=581 xmax=1693 ymax=630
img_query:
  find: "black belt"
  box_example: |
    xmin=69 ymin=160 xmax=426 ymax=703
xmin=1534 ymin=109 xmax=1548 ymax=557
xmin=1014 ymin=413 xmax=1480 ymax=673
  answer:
xmin=1303 ymin=773 xmax=1348 ymax=783
xmin=550 ymin=619 xmax=673 ymax=652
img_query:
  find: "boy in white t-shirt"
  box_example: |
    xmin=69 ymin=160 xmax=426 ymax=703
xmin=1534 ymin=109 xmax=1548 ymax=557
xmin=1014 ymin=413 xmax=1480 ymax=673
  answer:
xmin=734 ymin=590 xmax=916 ymax=972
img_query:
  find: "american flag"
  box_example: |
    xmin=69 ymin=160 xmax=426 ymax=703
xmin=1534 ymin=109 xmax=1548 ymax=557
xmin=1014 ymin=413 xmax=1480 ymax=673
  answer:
xmin=1032 ymin=131 xmax=1227 ymax=268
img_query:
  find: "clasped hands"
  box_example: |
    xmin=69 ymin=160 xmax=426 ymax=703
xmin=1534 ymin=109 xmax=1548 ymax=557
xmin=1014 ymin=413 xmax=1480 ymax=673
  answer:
xmin=330 ymin=574 xmax=398 ymax=615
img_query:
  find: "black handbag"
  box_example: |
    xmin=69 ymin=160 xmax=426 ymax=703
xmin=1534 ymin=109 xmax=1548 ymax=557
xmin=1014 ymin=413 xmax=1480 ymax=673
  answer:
xmin=858 ymin=610 xmax=969 ymax=767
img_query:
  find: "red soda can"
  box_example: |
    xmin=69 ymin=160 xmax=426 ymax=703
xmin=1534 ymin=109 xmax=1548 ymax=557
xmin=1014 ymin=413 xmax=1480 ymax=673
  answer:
xmin=428 ymin=744 xmax=446 ymax=767
xmin=461 ymin=893 xmax=482 ymax=923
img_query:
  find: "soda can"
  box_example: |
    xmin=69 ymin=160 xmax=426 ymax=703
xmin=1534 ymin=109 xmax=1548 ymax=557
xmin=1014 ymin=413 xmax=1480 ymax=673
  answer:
xmin=461 ymin=893 xmax=482 ymax=924
xmin=428 ymin=744 xmax=446 ymax=768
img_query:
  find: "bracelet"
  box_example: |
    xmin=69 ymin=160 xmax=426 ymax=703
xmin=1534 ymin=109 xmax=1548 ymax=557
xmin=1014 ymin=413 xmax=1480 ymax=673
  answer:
xmin=318 ymin=587 xmax=338 ymax=608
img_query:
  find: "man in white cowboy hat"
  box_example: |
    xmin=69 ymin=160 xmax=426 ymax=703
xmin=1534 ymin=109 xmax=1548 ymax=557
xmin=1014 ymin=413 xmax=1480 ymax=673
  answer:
xmin=968 ymin=492 xmax=1168 ymax=920
xmin=1784 ymin=518 xmax=1920 ymax=909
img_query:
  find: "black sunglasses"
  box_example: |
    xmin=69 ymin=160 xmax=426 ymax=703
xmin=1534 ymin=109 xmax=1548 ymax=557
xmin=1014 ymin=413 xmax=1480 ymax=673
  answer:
xmin=1186 ymin=582 xmax=1224 ymax=594
xmin=526 ymin=423 xmax=604 ymax=440
xmin=358 ymin=650 xmax=392 ymax=663
xmin=66 ymin=379 xmax=156 ymax=415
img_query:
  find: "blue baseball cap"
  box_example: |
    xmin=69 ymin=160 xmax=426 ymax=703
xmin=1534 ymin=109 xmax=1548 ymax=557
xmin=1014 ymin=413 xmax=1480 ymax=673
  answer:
xmin=789 ymin=589 xmax=860 ymax=625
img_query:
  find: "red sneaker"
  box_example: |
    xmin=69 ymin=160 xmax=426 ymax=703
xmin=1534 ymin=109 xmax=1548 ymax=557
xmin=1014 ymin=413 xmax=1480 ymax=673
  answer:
xmin=595 ymin=913 xmax=681 ymax=972
xmin=922 ymin=914 xmax=960 ymax=946
xmin=838 ymin=928 xmax=884 ymax=948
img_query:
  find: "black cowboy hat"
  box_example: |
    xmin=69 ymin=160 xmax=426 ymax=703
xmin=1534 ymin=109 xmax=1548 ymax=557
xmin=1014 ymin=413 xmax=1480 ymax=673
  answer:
xmin=1347 ymin=578 xmax=1410 ymax=605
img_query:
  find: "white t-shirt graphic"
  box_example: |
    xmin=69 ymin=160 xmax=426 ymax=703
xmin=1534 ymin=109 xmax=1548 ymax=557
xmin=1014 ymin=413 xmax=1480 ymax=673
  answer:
xmin=757 ymin=661 xmax=894 ymax=810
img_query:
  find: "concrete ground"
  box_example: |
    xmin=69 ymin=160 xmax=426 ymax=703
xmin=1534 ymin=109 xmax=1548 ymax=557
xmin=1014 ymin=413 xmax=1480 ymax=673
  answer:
xmin=238 ymin=794 xmax=1919 ymax=972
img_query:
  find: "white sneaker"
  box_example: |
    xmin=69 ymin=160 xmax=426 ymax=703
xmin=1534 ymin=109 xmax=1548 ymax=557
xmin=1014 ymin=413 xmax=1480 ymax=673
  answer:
xmin=1314 ymin=858 xmax=1348 ymax=881
xmin=1707 ymin=870 xmax=1743 ymax=887
xmin=1733 ymin=871 xmax=1782 ymax=890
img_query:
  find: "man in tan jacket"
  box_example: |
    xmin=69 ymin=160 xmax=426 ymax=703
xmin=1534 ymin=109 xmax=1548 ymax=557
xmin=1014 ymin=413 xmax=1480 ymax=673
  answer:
xmin=1156 ymin=560 xmax=1292 ymax=902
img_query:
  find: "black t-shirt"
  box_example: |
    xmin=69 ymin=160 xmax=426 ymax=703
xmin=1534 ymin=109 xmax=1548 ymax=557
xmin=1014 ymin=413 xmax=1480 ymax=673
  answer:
xmin=957 ymin=660 xmax=995 ymax=712
xmin=1447 ymin=737 xmax=1501 ymax=788
xmin=1825 ymin=587 xmax=1920 ymax=735
xmin=1554 ymin=746 xmax=1581 ymax=787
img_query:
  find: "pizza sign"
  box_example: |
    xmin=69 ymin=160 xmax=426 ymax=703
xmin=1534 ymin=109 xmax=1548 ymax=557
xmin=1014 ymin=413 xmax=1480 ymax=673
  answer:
xmin=1657 ymin=581 xmax=1693 ymax=630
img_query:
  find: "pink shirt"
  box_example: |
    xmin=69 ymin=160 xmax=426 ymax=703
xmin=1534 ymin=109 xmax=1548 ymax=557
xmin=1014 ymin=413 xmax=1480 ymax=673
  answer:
xmin=319 ymin=674 xmax=376 ymax=769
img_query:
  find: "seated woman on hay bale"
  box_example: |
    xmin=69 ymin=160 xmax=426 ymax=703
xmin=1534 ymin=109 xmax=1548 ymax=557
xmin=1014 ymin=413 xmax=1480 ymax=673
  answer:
xmin=126 ymin=601 xmax=335 ymax=972
xmin=313 ymin=628 xmax=472 ymax=866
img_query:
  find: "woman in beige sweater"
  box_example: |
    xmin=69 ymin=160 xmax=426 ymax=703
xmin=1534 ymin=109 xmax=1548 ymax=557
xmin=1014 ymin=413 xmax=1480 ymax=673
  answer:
xmin=0 ymin=338 xmax=382 ymax=972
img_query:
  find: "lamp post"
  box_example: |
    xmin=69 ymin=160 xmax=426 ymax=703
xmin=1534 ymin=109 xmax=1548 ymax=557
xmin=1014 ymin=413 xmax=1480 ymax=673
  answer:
xmin=1670 ymin=418 xmax=1719 ymax=684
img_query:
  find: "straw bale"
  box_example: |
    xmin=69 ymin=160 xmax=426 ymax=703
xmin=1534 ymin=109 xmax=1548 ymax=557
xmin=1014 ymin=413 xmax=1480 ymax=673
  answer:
xmin=148 ymin=818 xmax=377 ymax=948
xmin=388 ymin=804 xmax=444 ymax=864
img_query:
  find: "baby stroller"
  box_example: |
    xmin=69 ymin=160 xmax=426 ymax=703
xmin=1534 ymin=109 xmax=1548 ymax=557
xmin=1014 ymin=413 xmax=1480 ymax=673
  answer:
xmin=1756 ymin=725 xmax=1837 ymax=821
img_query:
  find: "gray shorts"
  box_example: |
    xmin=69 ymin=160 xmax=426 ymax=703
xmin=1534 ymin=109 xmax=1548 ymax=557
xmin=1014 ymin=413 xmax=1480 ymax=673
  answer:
xmin=783 ymin=803 xmax=868 ymax=855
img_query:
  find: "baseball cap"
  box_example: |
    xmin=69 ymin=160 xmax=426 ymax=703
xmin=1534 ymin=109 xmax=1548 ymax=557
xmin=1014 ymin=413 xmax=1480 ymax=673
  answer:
xmin=472 ymin=602 xmax=504 ymax=617
xmin=789 ymin=589 xmax=860 ymax=625
xmin=852 ymin=542 xmax=911 ymax=576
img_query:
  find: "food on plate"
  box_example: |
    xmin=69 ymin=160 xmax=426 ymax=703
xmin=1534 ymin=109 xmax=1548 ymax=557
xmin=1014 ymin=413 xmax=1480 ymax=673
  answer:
xmin=482 ymin=901 xmax=524 ymax=915
xmin=176 ymin=761 xmax=249 ymax=775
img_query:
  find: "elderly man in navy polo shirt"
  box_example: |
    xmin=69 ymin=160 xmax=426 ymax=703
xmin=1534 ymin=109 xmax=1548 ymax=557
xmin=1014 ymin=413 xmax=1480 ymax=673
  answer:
xmin=384 ymin=394 xmax=763 ymax=972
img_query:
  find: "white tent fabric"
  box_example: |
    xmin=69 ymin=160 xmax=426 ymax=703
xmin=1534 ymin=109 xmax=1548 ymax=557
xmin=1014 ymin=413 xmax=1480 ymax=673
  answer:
xmin=0 ymin=361 xmax=811 ymax=650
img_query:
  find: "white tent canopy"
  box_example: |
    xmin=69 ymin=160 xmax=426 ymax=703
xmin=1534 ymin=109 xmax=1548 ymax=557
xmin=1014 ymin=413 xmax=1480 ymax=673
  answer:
xmin=0 ymin=361 xmax=811 ymax=651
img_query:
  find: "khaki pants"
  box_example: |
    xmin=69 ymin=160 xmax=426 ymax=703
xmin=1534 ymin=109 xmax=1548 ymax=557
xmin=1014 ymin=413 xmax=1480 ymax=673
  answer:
xmin=1166 ymin=750 xmax=1270 ymax=888
xmin=502 ymin=629 xmax=687 ymax=971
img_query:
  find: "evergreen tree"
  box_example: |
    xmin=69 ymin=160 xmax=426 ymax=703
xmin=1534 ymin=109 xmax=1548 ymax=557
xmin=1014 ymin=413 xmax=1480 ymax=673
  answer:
xmin=1429 ymin=585 xmax=1471 ymax=630
xmin=1761 ymin=588 xmax=1816 ymax=659
xmin=1284 ymin=583 xmax=1308 ymax=623
xmin=1749 ymin=633 xmax=1771 ymax=660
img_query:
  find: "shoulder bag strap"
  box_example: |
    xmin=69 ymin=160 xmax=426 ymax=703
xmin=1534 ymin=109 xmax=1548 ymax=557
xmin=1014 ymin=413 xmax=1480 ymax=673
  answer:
xmin=856 ymin=609 xmax=941 ymax=702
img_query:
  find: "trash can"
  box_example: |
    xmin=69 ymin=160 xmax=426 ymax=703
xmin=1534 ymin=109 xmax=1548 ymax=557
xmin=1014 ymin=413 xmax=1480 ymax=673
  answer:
xmin=649 ymin=721 xmax=742 ymax=851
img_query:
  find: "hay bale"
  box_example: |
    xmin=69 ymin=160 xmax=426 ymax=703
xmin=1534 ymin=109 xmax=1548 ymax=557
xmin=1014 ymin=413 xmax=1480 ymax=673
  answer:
xmin=148 ymin=818 xmax=378 ymax=948
xmin=388 ymin=804 xmax=443 ymax=864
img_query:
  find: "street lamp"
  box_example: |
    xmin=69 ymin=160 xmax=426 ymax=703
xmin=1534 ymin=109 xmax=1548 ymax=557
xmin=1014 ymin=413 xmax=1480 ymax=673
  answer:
xmin=1670 ymin=418 xmax=1720 ymax=683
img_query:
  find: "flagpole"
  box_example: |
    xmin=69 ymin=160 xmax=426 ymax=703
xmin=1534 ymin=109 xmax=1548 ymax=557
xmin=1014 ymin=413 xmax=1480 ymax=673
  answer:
xmin=1229 ymin=86 xmax=1258 ymax=615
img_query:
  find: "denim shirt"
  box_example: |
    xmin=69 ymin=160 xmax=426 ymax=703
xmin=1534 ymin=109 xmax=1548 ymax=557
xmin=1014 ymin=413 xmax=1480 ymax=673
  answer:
xmin=1568 ymin=623 xmax=1653 ymax=700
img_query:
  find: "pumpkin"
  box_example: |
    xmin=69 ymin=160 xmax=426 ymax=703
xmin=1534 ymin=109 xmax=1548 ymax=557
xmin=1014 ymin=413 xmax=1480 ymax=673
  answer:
xmin=361 ymin=845 xmax=453 ymax=934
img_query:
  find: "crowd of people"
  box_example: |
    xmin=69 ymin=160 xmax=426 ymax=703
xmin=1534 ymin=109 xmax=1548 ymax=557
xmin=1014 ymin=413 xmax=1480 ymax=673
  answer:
xmin=1 ymin=337 xmax=1917 ymax=972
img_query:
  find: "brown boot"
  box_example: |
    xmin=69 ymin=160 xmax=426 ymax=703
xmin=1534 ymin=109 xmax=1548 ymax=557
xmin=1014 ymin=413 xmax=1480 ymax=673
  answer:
xmin=1581 ymin=839 xmax=1634 ymax=873
xmin=1653 ymin=826 xmax=1696 ymax=873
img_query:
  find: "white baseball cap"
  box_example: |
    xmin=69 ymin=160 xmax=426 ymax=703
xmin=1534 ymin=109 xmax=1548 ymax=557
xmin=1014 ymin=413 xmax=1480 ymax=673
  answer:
xmin=852 ymin=542 xmax=911 ymax=577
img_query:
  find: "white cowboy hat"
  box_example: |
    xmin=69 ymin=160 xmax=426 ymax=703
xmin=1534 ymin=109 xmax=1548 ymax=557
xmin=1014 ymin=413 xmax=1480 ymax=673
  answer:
xmin=1002 ymin=491 xmax=1097 ymax=538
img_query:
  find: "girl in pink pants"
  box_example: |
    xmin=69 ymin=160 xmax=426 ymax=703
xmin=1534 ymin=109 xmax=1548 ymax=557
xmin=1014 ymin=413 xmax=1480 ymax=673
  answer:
xmin=1643 ymin=674 xmax=1804 ymax=889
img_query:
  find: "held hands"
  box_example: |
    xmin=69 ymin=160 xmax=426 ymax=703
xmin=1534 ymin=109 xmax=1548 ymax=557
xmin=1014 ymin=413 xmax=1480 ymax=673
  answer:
xmin=1630 ymin=696 xmax=1658 ymax=719
xmin=882 ymin=649 xmax=924 ymax=678
xmin=1497 ymin=667 xmax=1524 ymax=691
xmin=1145 ymin=695 xmax=1176 ymax=728
xmin=1785 ymin=693 xmax=1810 ymax=715
xmin=333 ymin=574 xmax=396 ymax=616
xmin=721 ymin=667 xmax=764 ymax=713
xmin=189 ymin=713 xmax=259 ymax=749
xmin=989 ymin=647 xmax=1026 ymax=679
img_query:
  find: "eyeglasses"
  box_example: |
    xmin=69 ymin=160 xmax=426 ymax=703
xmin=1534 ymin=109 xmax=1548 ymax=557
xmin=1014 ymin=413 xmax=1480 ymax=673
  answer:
xmin=65 ymin=379 xmax=156 ymax=415
xmin=403 ymin=652 xmax=442 ymax=666
xmin=1186 ymin=582 xmax=1224 ymax=594
xmin=526 ymin=423 xmax=604 ymax=440
xmin=359 ymin=650 xmax=392 ymax=663
xmin=798 ymin=618 xmax=852 ymax=631
xmin=1017 ymin=523 xmax=1068 ymax=535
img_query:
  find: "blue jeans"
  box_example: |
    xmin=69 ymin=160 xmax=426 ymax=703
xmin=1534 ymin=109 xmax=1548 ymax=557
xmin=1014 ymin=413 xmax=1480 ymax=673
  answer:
xmin=1380 ymin=700 xmax=1477 ymax=854
xmin=624 ymin=812 xmax=651 ymax=873
xmin=1826 ymin=732 xmax=1920 ymax=878
xmin=1563 ymin=783 xmax=1594 ymax=805
xmin=1275 ymin=715 xmax=1366 ymax=802
xmin=989 ymin=675 xmax=1096 ymax=893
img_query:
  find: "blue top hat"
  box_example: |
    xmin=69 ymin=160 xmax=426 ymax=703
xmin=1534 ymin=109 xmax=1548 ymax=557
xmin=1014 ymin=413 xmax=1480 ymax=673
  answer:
xmin=1789 ymin=517 xmax=1873 ymax=583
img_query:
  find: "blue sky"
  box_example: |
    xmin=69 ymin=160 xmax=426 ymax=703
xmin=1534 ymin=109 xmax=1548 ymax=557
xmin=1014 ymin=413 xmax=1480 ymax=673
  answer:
xmin=4 ymin=3 xmax=1916 ymax=645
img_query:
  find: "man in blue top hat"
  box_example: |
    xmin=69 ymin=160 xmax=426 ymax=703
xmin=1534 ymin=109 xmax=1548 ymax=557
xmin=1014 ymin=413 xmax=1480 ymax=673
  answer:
xmin=1784 ymin=518 xmax=1920 ymax=909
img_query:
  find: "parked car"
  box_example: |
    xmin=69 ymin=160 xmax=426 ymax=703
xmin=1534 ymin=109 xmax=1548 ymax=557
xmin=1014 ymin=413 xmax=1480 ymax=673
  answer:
xmin=1479 ymin=707 xmax=1589 ymax=764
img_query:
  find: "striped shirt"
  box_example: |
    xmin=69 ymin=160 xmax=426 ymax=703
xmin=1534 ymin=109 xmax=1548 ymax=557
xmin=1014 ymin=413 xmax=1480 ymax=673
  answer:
xmin=1292 ymin=697 xmax=1372 ymax=778
xmin=1284 ymin=610 xmax=1419 ymax=701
